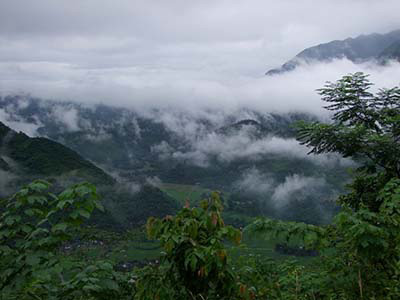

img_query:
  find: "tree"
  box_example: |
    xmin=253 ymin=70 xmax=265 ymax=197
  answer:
xmin=297 ymin=73 xmax=400 ymax=298
xmin=297 ymin=72 xmax=400 ymax=211
xmin=0 ymin=180 xmax=130 ymax=299
xmin=135 ymin=193 xmax=245 ymax=300
xmin=296 ymin=73 xmax=400 ymax=297
xmin=249 ymin=73 xmax=400 ymax=299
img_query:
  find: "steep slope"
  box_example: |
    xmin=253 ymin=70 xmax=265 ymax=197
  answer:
xmin=0 ymin=121 xmax=113 ymax=185
xmin=0 ymin=120 xmax=179 ymax=228
xmin=266 ymin=29 xmax=400 ymax=75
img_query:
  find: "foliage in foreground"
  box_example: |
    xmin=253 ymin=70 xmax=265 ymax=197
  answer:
xmin=247 ymin=72 xmax=400 ymax=298
xmin=1 ymin=72 xmax=400 ymax=299
xmin=135 ymin=193 xmax=245 ymax=300
xmin=0 ymin=180 xmax=133 ymax=299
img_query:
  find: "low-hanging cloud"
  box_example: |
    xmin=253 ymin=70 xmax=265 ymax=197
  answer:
xmin=153 ymin=126 xmax=354 ymax=168
xmin=272 ymin=174 xmax=327 ymax=208
xmin=0 ymin=169 xmax=17 ymax=197
xmin=50 ymin=105 xmax=80 ymax=132
xmin=234 ymin=168 xmax=337 ymax=213
xmin=1 ymin=59 xmax=400 ymax=120
xmin=235 ymin=168 xmax=275 ymax=195
xmin=0 ymin=105 xmax=42 ymax=136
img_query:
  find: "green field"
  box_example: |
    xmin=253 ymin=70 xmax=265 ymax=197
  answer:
xmin=66 ymin=184 xmax=314 ymax=268
xmin=160 ymin=183 xmax=212 ymax=206
xmin=98 ymin=184 xmax=313 ymax=265
xmin=67 ymin=227 xmax=312 ymax=269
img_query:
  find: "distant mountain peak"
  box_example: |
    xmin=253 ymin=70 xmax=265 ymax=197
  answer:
xmin=266 ymin=29 xmax=400 ymax=75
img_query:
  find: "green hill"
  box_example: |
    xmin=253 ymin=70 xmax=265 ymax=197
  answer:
xmin=0 ymin=121 xmax=180 ymax=229
xmin=0 ymin=121 xmax=113 ymax=185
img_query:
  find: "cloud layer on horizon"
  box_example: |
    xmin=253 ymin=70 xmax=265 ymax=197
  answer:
xmin=1 ymin=58 xmax=400 ymax=118
xmin=1 ymin=0 xmax=399 ymax=70
xmin=0 ymin=0 xmax=399 ymax=117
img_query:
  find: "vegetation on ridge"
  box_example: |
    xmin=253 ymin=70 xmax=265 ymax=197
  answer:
xmin=0 ymin=121 xmax=113 ymax=185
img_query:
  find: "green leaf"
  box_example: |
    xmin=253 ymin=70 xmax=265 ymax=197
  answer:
xmin=190 ymin=255 xmax=198 ymax=271
xmin=26 ymin=254 xmax=41 ymax=266
xmin=27 ymin=195 xmax=47 ymax=205
xmin=77 ymin=209 xmax=91 ymax=219
xmin=21 ymin=224 xmax=33 ymax=233
xmin=52 ymin=223 xmax=68 ymax=233
xmin=5 ymin=216 xmax=17 ymax=226
xmin=101 ymin=279 xmax=119 ymax=291
xmin=29 ymin=181 xmax=50 ymax=192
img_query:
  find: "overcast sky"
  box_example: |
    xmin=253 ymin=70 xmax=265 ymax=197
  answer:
xmin=0 ymin=0 xmax=400 ymax=113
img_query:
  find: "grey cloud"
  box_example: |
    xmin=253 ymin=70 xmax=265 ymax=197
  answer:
xmin=0 ymin=106 xmax=42 ymax=136
xmin=1 ymin=59 xmax=400 ymax=119
xmin=0 ymin=169 xmax=17 ymax=197
xmin=151 ymin=121 xmax=354 ymax=168
xmin=151 ymin=141 xmax=175 ymax=161
xmin=233 ymin=169 xmax=338 ymax=220
xmin=235 ymin=168 xmax=275 ymax=195
xmin=146 ymin=176 xmax=162 ymax=187
xmin=1 ymin=1 xmax=399 ymax=151
xmin=83 ymin=130 xmax=112 ymax=143
xmin=272 ymin=174 xmax=326 ymax=208
xmin=50 ymin=106 xmax=80 ymax=132
xmin=0 ymin=0 xmax=399 ymax=76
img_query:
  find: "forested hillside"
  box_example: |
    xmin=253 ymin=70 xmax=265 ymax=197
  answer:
xmin=0 ymin=121 xmax=113 ymax=184
xmin=1 ymin=73 xmax=399 ymax=299
xmin=0 ymin=96 xmax=350 ymax=224
xmin=0 ymin=120 xmax=179 ymax=229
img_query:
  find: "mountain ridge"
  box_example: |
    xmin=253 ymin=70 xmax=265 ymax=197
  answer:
xmin=0 ymin=121 xmax=114 ymax=185
xmin=266 ymin=29 xmax=400 ymax=75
